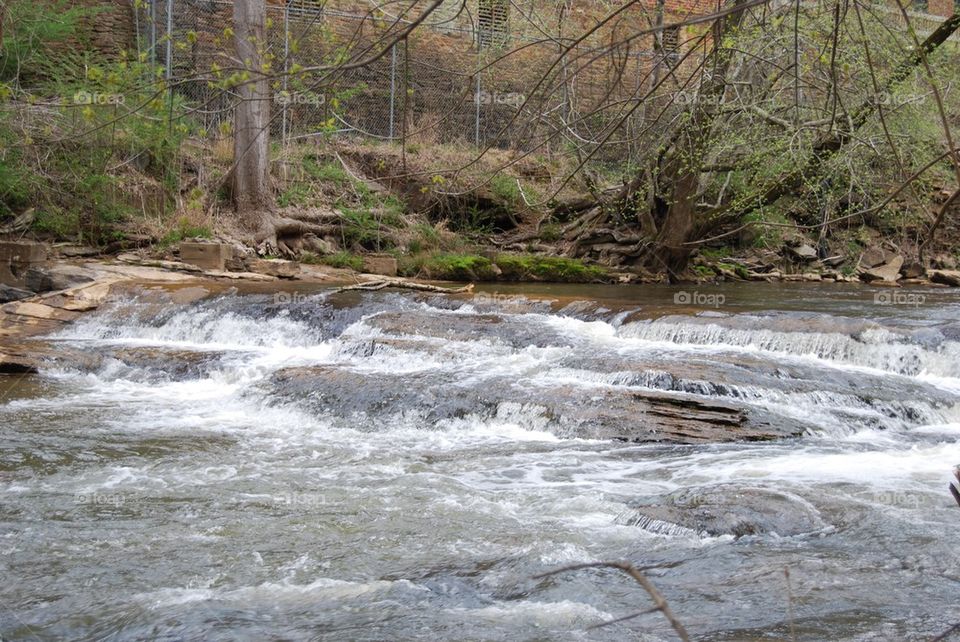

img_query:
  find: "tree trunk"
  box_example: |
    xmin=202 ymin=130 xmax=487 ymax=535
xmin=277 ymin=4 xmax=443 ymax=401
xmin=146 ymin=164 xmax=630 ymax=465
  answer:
xmin=649 ymin=0 xmax=750 ymax=278
xmin=232 ymin=0 xmax=272 ymax=229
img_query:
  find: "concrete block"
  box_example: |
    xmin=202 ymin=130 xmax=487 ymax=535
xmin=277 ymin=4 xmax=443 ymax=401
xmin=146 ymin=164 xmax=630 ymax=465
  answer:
xmin=362 ymin=255 xmax=398 ymax=277
xmin=0 ymin=241 xmax=49 ymax=287
xmin=180 ymin=242 xmax=233 ymax=271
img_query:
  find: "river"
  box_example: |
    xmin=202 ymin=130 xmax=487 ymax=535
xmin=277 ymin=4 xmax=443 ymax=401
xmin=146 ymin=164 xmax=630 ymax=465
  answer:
xmin=2 ymin=282 xmax=959 ymax=640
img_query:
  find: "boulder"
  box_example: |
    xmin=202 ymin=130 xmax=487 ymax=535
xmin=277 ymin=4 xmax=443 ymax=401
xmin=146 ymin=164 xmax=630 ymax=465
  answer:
xmin=0 ymin=284 xmax=34 ymax=303
xmin=303 ymin=234 xmax=336 ymax=256
xmin=249 ymin=258 xmax=300 ymax=279
xmin=224 ymin=256 xmax=248 ymax=272
xmin=619 ymin=485 xmax=827 ymax=538
xmin=23 ymin=264 xmax=97 ymax=293
xmin=929 ymin=269 xmax=960 ymax=287
xmin=861 ymin=255 xmax=903 ymax=283
xmin=931 ymin=254 xmax=958 ymax=270
xmin=1 ymin=301 xmax=82 ymax=322
xmin=900 ymin=261 xmax=925 ymax=279
xmin=0 ymin=352 xmax=38 ymax=374
xmin=787 ymin=244 xmax=818 ymax=261
xmin=859 ymin=247 xmax=889 ymax=269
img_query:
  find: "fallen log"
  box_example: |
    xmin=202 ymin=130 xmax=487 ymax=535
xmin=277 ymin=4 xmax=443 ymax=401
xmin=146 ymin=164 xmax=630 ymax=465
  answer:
xmin=334 ymin=278 xmax=474 ymax=294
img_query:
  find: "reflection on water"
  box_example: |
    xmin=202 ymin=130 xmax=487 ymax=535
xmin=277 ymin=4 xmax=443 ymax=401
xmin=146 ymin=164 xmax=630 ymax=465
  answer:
xmin=1 ymin=283 xmax=959 ymax=641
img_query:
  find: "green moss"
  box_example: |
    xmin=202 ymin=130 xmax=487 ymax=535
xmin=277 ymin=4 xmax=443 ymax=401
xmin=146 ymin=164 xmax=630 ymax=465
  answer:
xmin=700 ymin=247 xmax=732 ymax=260
xmin=692 ymin=265 xmax=716 ymax=278
xmin=399 ymin=252 xmax=497 ymax=281
xmin=493 ymin=254 xmax=607 ymax=282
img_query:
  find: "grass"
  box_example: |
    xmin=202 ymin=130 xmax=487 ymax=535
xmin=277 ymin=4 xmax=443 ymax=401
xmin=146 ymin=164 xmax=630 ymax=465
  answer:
xmin=321 ymin=251 xmax=364 ymax=271
xmin=278 ymin=183 xmax=311 ymax=207
xmin=489 ymin=173 xmax=522 ymax=204
xmin=159 ymin=216 xmax=213 ymax=246
xmin=304 ymin=156 xmax=350 ymax=185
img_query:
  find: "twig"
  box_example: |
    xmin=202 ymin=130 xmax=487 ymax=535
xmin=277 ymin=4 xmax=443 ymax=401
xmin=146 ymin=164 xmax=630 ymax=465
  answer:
xmin=534 ymin=561 xmax=690 ymax=641
xmin=333 ymin=278 xmax=474 ymax=294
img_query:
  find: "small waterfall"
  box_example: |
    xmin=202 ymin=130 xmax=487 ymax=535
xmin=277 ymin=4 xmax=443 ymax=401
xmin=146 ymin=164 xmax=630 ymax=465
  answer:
xmin=617 ymin=317 xmax=960 ymax=378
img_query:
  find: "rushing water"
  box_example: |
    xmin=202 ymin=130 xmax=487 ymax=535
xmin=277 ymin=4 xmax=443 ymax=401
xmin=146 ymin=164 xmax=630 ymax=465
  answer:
xmin=2 ymin=282 xmax=959 ymax=641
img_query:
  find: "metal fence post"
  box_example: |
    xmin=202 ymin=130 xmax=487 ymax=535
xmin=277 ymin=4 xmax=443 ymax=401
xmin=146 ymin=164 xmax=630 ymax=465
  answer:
xmin=150 ymin=0 xmax=157 ymax=65
xmin=165 ymin=0 xmax=172 ymax=80
xmin=282 ymin=2 xmax=290 ymax=144
xmin=165 ymin=0 xmax=174 ymax=132
xmin=389 ymin=43 xmax=397 ymax=140
xmin=475 ymin=73 xmax=481 ymax=146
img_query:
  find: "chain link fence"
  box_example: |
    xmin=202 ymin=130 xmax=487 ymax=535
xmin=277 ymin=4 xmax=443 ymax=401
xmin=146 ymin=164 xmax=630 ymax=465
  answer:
xmin=134 ymin=0 xmax=672 ymax=160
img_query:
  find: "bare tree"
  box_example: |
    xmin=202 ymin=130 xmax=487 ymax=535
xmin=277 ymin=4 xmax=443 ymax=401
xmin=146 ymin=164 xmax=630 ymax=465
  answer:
xmin=231 ymin=0 xmax=273 ymax=232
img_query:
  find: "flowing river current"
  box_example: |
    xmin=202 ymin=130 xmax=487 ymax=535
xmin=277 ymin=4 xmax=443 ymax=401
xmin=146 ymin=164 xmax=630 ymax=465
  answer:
xmin=2 ymin=282 xmax=959 ymax=641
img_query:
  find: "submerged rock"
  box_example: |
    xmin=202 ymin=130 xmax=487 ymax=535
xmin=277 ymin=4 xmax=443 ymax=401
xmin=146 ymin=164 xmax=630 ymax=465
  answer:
xmin=621 ymin=485 xmax=828 ymax=538
xmin=264 ymin=359 xmax=806 ymax=444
